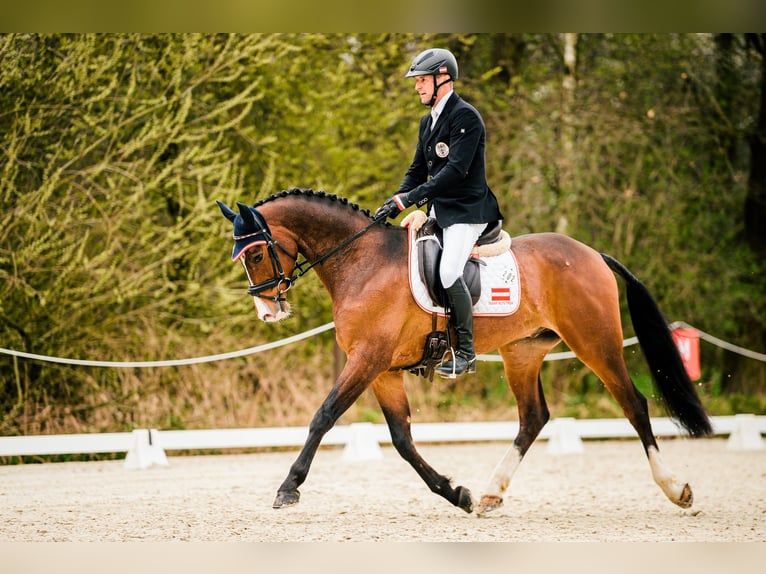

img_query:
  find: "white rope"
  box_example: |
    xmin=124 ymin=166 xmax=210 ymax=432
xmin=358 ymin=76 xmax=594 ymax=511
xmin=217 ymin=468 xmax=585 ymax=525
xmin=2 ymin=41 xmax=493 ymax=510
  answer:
xmin=477 ymin=336 xmax=640 ymax=362
xmin=0 ymin=321 xmax=763 ymax=368
xmin=0 ymin=323 xmax=336 ymax=368
xmin=669 ymin=321 xmax=766 ymax=362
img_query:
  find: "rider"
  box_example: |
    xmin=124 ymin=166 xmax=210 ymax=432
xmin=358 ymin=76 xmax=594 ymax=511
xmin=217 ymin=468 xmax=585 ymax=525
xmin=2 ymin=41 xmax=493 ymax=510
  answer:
xmin=376 ymin=48 xmax=504 ymax=378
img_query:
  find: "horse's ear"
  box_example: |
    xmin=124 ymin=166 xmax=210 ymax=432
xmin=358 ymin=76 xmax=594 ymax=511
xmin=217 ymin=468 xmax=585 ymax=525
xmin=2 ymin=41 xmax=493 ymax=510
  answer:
xmin=236 ymin=201 xmax=256 ymax=227
xmin=217 ymin=200 xmax=237 ymax=222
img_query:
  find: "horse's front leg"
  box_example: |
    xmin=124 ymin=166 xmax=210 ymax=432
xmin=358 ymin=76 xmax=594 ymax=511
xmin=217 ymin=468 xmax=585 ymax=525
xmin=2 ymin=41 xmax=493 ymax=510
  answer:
xmin=476 ymin=342 xmax=551 ymax=516
xmin=372 ymin=371 xmax=474 ymax=513
xmin=272 ymin=354 xmax=381 ymax=509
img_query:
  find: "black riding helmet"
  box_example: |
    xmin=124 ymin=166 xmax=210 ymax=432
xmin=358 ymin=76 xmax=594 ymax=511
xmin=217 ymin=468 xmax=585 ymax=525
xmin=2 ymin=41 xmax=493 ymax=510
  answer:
xmin=405 ymin=48 xmax=458 ymax=107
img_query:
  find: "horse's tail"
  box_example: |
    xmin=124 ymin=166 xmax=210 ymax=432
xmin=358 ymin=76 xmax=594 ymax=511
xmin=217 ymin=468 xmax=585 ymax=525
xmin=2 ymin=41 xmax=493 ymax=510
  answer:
xmin=601 ymin=253 xmax=712 ymax=437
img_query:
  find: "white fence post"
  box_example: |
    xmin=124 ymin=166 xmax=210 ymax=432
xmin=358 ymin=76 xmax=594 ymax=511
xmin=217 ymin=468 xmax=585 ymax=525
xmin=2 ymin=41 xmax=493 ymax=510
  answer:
xmin=546 ymin=418 xmax=584 ymax=455
xmin=342 ymin=422 xmax=383 ymax=461
xmin=726 ymin=414 xmax=765 ymax=451
xmin=123 ymin=429 xmax=169 ymax=469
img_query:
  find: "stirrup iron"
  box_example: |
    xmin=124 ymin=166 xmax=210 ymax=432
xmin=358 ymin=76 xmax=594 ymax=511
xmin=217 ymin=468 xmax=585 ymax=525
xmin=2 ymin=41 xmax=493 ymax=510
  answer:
xmin=436 ymin=348 xmax=476 ymax=379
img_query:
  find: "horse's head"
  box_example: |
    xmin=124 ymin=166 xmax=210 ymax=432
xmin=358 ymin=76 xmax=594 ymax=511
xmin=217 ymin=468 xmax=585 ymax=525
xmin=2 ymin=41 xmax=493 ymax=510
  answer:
xmin=217 ymin=200 xmax=297 ymax=322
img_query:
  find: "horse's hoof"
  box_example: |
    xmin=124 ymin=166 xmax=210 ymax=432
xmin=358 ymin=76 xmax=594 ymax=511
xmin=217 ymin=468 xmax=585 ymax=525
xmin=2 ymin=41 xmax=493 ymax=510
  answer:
xmin=455 ymin=485 xmax=474 ymax=513
xmin=676 ymin=483 xmax=693 ymax=509
xmin=475 ymin=495 xmax=503 ymax=517
xmin=272 ymin=489 xmax=300 ymax=509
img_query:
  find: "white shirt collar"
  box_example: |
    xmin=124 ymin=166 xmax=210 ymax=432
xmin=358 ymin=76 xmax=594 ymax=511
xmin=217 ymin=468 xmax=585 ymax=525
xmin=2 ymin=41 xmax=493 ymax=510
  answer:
xmin=430 ymin=89 xmax=453 ymax=127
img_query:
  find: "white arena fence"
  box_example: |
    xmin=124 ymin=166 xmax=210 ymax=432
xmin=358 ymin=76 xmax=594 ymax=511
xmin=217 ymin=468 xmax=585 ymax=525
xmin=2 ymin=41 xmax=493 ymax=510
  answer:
xmin=0 ymin=416 xmax=764 ymax=468
xmin=1 ymin=321 xmax=764 ymax=467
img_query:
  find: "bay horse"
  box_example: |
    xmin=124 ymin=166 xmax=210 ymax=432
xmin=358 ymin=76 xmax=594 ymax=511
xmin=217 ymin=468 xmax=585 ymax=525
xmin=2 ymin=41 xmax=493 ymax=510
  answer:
xmin=217 ymin=188 xmax=712 ymax=515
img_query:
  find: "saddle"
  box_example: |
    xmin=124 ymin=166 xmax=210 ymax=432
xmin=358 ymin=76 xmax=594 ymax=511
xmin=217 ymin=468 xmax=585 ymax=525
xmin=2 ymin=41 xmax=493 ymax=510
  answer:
xmin=415 ymin=216 xmax=503 ymax=308
xmin=400 ymin=211 xmax=513 ymax=381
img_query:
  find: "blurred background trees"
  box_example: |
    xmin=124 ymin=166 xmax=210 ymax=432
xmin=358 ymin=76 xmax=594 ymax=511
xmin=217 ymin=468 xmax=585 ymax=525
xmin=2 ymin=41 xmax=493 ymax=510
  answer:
xmin=1 ymin=33 xmax=764 ymax=438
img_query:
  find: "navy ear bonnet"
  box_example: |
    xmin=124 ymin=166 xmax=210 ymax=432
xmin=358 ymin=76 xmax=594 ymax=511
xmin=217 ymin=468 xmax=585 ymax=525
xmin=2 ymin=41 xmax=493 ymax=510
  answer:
xmin=216 ymin=200 xmax=271 ymax=261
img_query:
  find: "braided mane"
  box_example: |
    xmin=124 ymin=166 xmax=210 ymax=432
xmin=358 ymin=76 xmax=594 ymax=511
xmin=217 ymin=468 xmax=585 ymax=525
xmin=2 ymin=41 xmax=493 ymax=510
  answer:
xmin=253 ymin=188 xmax=377 ymax=220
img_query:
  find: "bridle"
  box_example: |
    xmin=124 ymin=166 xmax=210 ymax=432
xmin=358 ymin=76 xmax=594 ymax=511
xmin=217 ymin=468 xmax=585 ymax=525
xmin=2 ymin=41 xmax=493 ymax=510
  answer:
xmin=236 ymin=210 xmax=386 ymax=306
xmin=237 ymin=234 xmax=299 ymax=306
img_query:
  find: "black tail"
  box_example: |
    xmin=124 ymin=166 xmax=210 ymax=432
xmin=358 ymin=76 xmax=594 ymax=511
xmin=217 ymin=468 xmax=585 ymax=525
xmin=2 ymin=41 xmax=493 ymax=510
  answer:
xmin=601 ymin=253 xmax=712 ymax=437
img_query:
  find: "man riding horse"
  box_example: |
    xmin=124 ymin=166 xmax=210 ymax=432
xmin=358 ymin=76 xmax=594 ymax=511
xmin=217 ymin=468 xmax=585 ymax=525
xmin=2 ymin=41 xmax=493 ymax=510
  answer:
xmin=376 ymin=48 xmax=504 ymax=378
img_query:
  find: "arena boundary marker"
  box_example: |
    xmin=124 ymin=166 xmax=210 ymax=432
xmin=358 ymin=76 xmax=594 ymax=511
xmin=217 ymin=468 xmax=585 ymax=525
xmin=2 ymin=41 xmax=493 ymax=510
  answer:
xmin=1 ymin=415 xmax=763 ymax=467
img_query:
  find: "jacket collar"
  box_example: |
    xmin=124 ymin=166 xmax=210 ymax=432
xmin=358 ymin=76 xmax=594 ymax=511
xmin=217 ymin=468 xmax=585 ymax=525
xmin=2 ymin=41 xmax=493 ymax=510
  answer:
xmin=431 ymin=89 xmax=453 ymax=121
xmin=425 ymin=92 xmax=459 ymax=142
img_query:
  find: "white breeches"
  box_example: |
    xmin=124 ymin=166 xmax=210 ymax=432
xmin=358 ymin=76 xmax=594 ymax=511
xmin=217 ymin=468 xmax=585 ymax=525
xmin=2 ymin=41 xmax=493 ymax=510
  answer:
xmin=439 ymin=222 xmax=487 ymax=288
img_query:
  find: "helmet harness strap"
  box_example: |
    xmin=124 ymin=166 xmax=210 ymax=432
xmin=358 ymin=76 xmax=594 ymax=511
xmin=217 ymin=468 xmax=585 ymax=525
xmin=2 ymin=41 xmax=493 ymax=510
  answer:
xmin=428 ymin=74 xmax=452 ymax=107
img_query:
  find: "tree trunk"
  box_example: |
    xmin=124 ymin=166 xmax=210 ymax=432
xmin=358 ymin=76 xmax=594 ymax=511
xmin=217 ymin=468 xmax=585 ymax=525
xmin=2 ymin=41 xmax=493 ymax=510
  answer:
xmin=490 ymin=33 xmax=526 ymax=85
xmin=557 ymin=33 xmax=578 ymax=235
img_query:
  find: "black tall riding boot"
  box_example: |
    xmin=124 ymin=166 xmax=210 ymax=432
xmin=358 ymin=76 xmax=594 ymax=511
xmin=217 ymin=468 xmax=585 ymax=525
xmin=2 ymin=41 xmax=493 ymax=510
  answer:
xmin=436 ymin=277 xmax=477 ymax=378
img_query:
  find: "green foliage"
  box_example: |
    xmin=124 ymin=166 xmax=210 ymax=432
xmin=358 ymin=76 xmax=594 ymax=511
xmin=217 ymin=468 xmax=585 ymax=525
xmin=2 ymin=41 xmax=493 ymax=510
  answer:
xmin=0 ymin=33 xmax=764 ymax=438
xmin=0 ymin=34 xmax=297 ymax=433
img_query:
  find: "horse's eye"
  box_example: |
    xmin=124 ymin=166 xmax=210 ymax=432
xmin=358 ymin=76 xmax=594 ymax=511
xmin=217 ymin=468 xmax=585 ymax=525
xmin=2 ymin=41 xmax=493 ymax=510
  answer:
xmin=249 ymin=250 xmax=264 ymax=264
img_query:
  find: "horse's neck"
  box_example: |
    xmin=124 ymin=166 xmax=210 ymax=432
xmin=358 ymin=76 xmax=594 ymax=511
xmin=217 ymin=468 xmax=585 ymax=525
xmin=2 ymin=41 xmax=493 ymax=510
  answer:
xmin=266 ymin=200 xmax=380 ymax=280
xmin=282 ymin=206 xmax=362 ymax=260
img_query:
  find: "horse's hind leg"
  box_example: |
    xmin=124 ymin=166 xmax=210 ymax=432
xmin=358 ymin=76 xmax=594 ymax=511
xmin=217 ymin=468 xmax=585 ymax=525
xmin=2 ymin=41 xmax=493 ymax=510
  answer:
xmin=371 ymin=371 xmax=474 ymax=513
xmin=601 ymin=355 xmax=694 ymax=508
xmin=476 ymin=340 xmax=551 ymax=516
xmin=562 ymin=326 xmax=695 ymax=508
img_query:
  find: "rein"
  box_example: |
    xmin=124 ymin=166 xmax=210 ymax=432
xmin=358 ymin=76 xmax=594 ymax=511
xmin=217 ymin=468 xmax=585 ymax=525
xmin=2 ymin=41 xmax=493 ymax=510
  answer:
xmin=243 ymin=212 xmax=386 ymax=303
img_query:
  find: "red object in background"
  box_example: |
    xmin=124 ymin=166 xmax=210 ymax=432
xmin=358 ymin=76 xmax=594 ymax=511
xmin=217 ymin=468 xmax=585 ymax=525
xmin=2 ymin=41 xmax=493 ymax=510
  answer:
xmin=672 ymin=327 xmax=701 ymax=381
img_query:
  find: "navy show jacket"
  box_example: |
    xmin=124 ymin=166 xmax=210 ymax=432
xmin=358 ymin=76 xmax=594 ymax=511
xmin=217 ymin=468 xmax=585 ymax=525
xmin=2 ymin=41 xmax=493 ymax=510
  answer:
xmin=396 ymin=92 xmax=504 ymax=227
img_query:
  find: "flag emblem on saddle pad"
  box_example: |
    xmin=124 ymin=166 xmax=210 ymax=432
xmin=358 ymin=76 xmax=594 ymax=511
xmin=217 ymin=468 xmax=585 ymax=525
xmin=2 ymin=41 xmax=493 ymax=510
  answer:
xmin=491 ymin=287 xmax=512 ymax=303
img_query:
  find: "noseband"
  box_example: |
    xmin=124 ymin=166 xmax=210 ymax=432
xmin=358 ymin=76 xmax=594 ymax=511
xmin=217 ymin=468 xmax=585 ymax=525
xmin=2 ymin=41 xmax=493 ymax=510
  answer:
xmin=237 ymin=211 xmax=385 ymax=304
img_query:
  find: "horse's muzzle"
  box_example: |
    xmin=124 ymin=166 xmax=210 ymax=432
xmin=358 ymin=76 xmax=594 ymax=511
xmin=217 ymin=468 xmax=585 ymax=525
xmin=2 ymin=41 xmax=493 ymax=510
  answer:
xmin=253 ymin=295 xmax=291 ymax=323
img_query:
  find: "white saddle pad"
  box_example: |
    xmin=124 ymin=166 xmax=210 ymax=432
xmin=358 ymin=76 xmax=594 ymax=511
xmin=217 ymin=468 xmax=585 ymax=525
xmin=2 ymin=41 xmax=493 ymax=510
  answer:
xmin=405 ymin=221 xmax=521 ymax=317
